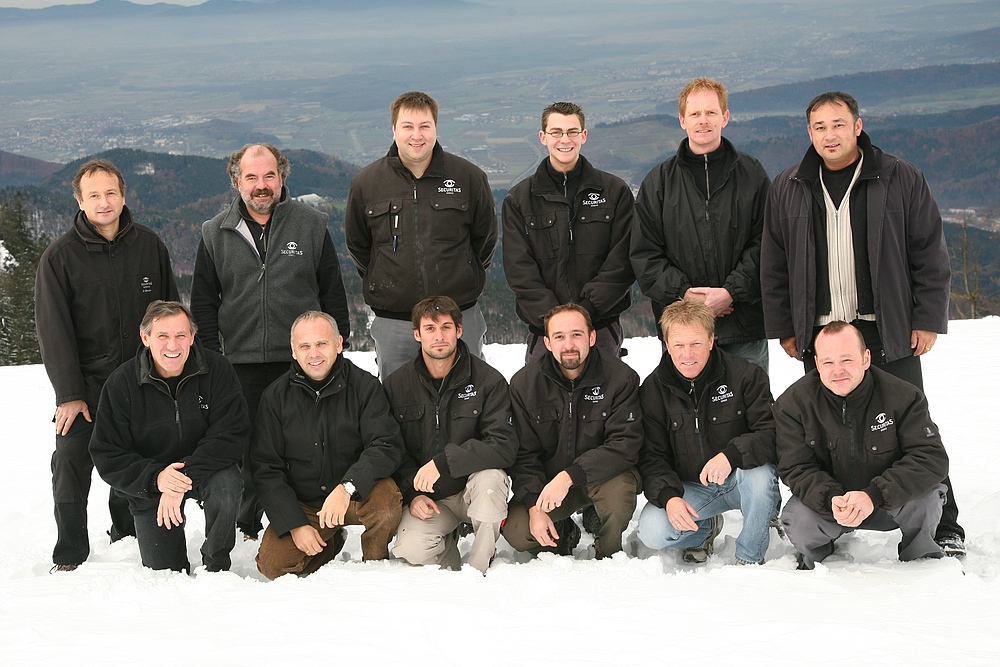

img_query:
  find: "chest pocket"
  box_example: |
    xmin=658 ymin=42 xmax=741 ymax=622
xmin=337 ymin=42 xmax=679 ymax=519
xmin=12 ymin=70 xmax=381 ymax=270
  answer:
xmin=575 ymin=206 xmax=614 ymax=255
xmin=528 ymin=405 xmax=560 ymax=425
xmin=524 ymin=213 xmax=559 ymax=258
xmin=366 ymin=199 xmax=404 ymax=245
xmin=450 ymin=400 xmax=482 ymax=421
xmin=864 ymin=430 xmax=901 ymax=460
xmin=395 ymin=404 xmax=426 ymax=423
xmin=578 ymin=400 xmax=610 ymax=424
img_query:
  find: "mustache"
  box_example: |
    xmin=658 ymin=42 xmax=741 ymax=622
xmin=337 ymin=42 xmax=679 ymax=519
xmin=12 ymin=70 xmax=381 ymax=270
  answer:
xmin=251 ymin=187 xmax=273 ymax=197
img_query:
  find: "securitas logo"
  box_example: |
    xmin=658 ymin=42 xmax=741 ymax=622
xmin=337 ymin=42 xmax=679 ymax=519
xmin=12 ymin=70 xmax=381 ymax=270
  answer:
xmin=711 ymin=384 xmax=734 ymax=403
xmin=198 ymin=395 xmax=209 ymax=411
xmin=584 ymin=386 xmax=605 ymax=402
xmin=140 ymin=276 xmax=153 ymax=294
xmin=458 ymin=384 xmax=477 ymax=400
xmin=438 ymin=178 xmax=462 ymax=194
xmin=280 ymin=241 xmax=303 ymax=256
xmin=580 ymin=192 xmax=606 ymax=207
xmin=870 ymin=412 xmax=895 ymax=433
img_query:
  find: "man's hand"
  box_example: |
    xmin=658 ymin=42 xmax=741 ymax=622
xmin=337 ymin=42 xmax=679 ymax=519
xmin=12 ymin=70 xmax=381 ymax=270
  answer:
xmin=409 ymin=494 xmax=441 ymax=520
xmin=535 ymin=471 xmax=573 ymax=514
xmin=528 ymin=505 xmax=560 ymax=548
xmin=55 ymin=400 xmax=91 ymax=436
xmin=156 ymin=491 xmax=184 ymax=529
xmin=831 ymin=491 xmax=874 ymax=528
xmin=685 ymin=287 xmax=734 ymax=317
xmin=318 ymin=484 xmax=352 ymax=529
xmin=413 ymin=460 xmax=441 ymax=493
xmin=290 ymin=525 xmax=327 ymax=557
xmin=911 ymin=330 xmax=938 ymax=357
xmin=665 ymin=496 xmax=700 ymax=532
xmin=780 ymin=336 xmax=798 ymax=359
xmin=699 ymin=452 xmax=733 ymax=486
xmin=156 ymin=462 xmax=193 ymax=495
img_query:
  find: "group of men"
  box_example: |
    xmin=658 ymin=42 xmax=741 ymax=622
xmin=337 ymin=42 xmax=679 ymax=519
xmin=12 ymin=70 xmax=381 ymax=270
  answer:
xmin=35 ymin=81 xmax=962 ymax=576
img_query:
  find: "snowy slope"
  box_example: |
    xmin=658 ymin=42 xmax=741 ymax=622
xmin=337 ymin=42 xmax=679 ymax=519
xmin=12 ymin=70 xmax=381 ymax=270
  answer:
xmin=2 ymin=322 xmax=998 ymax=665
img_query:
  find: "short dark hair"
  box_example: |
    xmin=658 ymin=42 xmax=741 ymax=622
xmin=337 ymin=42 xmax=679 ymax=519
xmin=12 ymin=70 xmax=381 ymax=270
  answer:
xmin=659 ymin=299 xmax=715 ymax=341
xmin=391 ymin=91 xmax=439 ymax=126
xmin=815 ymin=320 xmax=867 ymax=355
xmin=806 ymin=92 xmax=860 ymax=123
xmin=411 ymin=295 xmax=463 ymax=330
xmin=227 ymin=143 xmax=290 ymax=188
xmin=678 ymin=78 xmax=728 ymax=116
xmin=541 ymin=102 xmax=585 ymax=131
xmin=140 ymin=300 xmax=196 ymax=336
xmin=543 ymin=303 xmax=594 ymax=337
xmin=72 ymin=159 xmax=126 ymax=200
xmin=290 ymin=310 xmax=340 ymax=345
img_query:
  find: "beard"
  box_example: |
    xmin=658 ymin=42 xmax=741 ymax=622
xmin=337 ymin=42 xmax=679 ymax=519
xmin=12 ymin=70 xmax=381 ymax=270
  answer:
xmin=243 ymin=187 xmax=276 ymax=216
xmin=558 ymin=350 xmax=585 ymax=371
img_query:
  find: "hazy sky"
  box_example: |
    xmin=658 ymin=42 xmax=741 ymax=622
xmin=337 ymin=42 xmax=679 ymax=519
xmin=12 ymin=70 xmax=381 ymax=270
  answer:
xmin=0 ymin=0 xmax=205 ymax=7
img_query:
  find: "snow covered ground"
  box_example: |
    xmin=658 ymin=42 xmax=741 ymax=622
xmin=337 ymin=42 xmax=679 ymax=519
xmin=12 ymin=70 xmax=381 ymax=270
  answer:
xmin=3 ymin=320 xmax=999 ymax=665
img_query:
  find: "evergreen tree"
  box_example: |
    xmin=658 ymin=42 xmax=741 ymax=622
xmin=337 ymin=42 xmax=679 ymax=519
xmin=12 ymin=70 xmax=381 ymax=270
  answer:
xmin=0 ymin=193 xmax=46 ymax=365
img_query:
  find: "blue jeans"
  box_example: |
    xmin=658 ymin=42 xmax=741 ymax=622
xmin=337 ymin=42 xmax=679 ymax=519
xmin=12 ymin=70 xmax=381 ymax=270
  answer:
xmin=637 ymin=463 xmax=778 ymax=564
xmin=717 ymin=339 xmax=769 ymax=374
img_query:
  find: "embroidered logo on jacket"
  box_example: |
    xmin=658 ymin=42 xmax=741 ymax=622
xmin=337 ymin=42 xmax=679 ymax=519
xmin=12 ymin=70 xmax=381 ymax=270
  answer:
xmin=198 ymin=395 xmax=209 ymax=411
xmin=458 ymin=384 xmax=477 ymax=400
xmin=280 ymin=241 xmax=303 ymax=256
xmin=439 ymin=179 xmax=462 ymax=194
xmin=580 ymin=192 xmax=606 ymax=207
xmin=140 ymin=276 xmax=153 ymax=294
xmin=870 ymin=412 xmax=895 ymax=432
xmin=584 ymin=386 xmax=605 ymax=402
xmin=711 ymin=384 xmax=734 ymax=403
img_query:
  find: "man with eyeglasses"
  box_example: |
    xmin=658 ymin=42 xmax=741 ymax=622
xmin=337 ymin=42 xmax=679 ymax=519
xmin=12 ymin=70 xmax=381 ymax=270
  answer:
xmin=631 ymin=78 xmax=771 ymax=373
xmin=502 ymin=101 xmax=635 ymax=363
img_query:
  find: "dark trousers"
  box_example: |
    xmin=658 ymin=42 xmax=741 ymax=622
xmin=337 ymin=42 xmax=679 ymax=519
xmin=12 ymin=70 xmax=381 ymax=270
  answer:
xmin=129 ymin=464 xmax=243 ymax=573
xmin=503 ymin=468 xmax=641 ymax=558
xmin=52 ymin=413 xmax=135 ymax=565
xmin=782 ymin=485 xmax=946 ymax=568
xmin=804 ymin=321 xmax=963 ymax=539
xmin=233 ymin=361 xmax=288 ymax=537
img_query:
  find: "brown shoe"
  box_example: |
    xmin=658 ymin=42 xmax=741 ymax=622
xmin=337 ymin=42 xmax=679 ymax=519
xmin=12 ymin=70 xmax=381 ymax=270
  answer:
xmin=50 ymin=563 xmax=80 ymax=573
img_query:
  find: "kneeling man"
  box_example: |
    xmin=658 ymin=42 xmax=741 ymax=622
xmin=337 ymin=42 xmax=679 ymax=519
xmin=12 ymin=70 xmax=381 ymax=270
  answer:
xmin=251 ymin=312 xmax=404 ymax=579
xmin=637 ymin=300 xmax=778 ymax=564
xmin=503 ymin=304 xmax=643 ymax=558
xmin=91 ymin=301 xmax=249 ymax=572
xmin=386 ymin=296 xmax=517 ymax=574
xmin=775 ymin=321 xmax=948 ymax=569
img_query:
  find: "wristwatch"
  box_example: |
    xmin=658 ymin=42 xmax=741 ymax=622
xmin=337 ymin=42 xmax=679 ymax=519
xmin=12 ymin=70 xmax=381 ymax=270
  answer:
xmin=342 ymin=481 xmax=357 ymax=499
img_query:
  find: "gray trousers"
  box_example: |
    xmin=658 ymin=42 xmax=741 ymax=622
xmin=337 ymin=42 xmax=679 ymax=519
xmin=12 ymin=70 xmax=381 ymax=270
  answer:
xmin=393 ymin=469 xmax=509 ymax=574
xmin=781 ymin=484 xmax=947 ymax=568
xmin=371 ymin=304 xmax=487 ymax=380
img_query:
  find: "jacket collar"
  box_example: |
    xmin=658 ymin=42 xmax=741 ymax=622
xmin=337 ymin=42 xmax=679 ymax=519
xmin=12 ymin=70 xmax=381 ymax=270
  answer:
xmin=74 ymin=205 xmax=137 ymax=249
xmin=386 ymin=141 xmax=447 ymax=179
xmin=289 ymin=354 xmax=348 ymax=397
xmin=136 ymin=340 xmax=209 ymax=388
xmin=656 ymin=345 xmax=723 ymax=396
xmin=539 ymin=345 xmax=605 ymax=391
xmin=530 ymin=154 xmax=602 ymax=198
xmin=413 ymin=338 xmax=472 ymax=393
xmin=221 ymin=186 xmax=290 ymax=230
xmin=793 ymin=130 xmax=880 ymax=183
xmin=819 ymin=365 xmax=875 ymax=413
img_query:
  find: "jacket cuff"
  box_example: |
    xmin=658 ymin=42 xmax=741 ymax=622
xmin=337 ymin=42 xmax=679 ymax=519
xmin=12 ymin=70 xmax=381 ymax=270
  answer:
xmin=721 ymin=445 xmax=743 ymax=470
xmin=433 ymin=453 xmax=451 ymax=476
xmin=864 ymin=484 xmax=886 ymax=509
xmin=656 ymin=488 xmax=682 ymax=508
xmin=565 ymin=464 xmax=586 ymax=487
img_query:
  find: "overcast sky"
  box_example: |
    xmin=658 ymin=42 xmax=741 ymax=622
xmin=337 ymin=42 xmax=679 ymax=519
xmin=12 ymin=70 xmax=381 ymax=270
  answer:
xmin=0 ymin=0 xmax=205 ymax=7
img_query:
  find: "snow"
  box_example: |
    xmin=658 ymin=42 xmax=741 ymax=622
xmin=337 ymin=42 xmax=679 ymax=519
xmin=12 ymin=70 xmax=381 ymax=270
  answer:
xmin=3 ymin=321 xmax=999 ymax=665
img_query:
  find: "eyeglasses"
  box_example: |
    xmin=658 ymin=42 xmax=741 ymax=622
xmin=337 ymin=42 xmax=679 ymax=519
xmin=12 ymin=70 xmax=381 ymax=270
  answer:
xmin=544 ymin=129 xmax=583 ymax=139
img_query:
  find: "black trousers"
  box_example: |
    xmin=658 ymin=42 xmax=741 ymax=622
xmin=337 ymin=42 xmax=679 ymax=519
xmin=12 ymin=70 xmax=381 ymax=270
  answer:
xmin=129 ymin=464 xmax=242 ymax=572
xmin=804 ymin=321 xmax=963 ymax=539
xmin=51 ymin=413 xmax=135 ymax=565
xmin=233 ymin=362 xmax=288 ymax=537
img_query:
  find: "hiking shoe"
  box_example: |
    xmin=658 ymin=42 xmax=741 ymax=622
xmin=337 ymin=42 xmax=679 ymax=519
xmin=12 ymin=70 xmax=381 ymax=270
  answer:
xmin=50 ymin=563 xmax=79 ymax=573
xmin=795 ymin=552 xmax=815 ymax=570
xmin=770 ymin=515 xmax=786 ymax=540
xmin=682 ymin=514 xmax=723 ymax=564
xmin=936 ymin=533 xmax=966 ymax=558
xmin=581 ymin=505 xmax=602 ymax=537
xmin=456 ymin=522 xmax=474 ymax=538
xmin=553 ymin=518 xmax=581 ymax=556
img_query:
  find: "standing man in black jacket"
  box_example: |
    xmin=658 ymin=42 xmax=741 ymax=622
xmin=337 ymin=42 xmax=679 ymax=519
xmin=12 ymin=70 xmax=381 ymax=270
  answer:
xmin=191 ymin=143 xmax=351 ymax=540
xmin=503 ymin=304 xmax=643 ymax=559
xmin=90 ymin=301 xmax=249 ymax=573
xmin=386 ymin=296 xmax=517 ymax=574
xmin=251 ymin=311 xmax=403 ymax=579
xmin=760 ymin=91 xmax=963 ymax=555
xmin=35 ymin=159 xmax=178 ymax=572
xmin=775 ymin=322 xmax=948 ymax=569
xmin=346 ymin=91 xmax=498 ymax=380
xmin=502 ymin=101 xmax=635 ymax=362
xmin=636 ymin=300 xmax=778 ymax=565
xmin=632 ymin=77 xmax=770 ymax=370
